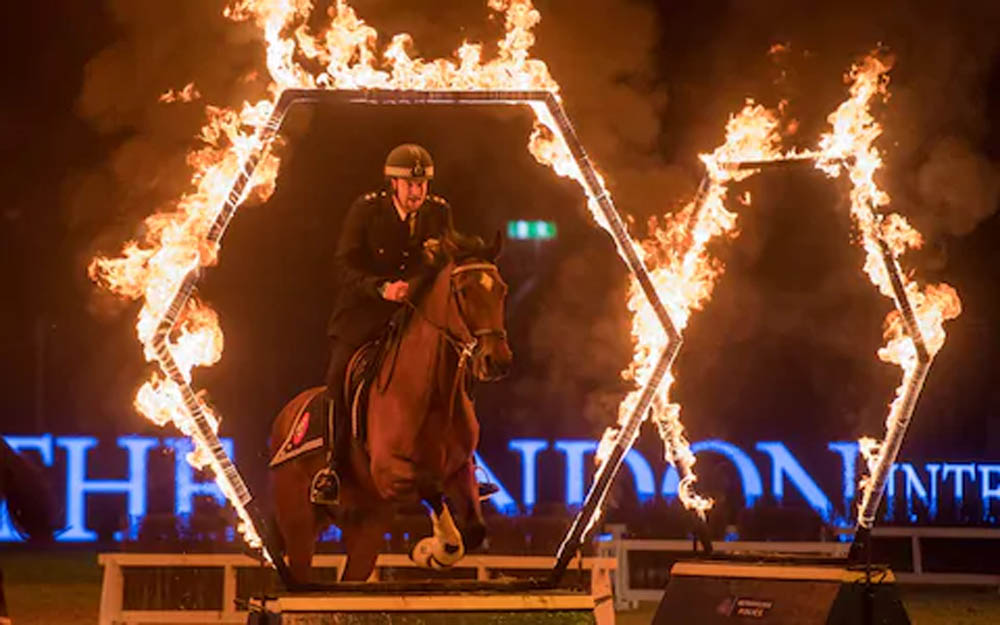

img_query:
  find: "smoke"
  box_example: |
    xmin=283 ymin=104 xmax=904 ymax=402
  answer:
xmin=649 ymin=0 xmax=1000 ymax=441
xmin=70 ymin=0 xmax=263 ymax=279
xmin=68 ymin=0 xmax=999 ymax=440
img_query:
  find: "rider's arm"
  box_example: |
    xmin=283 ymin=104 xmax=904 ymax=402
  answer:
xmin=335 ymin=196 xmax=389 ymax=299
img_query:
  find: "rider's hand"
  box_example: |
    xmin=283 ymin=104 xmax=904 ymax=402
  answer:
xmin=380 ymin=280 xmax=409 ymax=302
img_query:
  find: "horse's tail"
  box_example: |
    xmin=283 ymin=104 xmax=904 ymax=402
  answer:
xmin=0 ymin=438 xmax=57 ymax=542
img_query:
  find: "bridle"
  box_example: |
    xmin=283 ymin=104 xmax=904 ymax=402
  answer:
xmin=405 ymin=261 xmax=508 ymax=362
xmin=400 ymin=261 xmax=508 ymax=417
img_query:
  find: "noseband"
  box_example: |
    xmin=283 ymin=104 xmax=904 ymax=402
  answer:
xmin=448 ymin=263 xmax=508 ymax=347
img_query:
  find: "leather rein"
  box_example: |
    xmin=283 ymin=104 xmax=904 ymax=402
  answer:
xmin=402 ymin=262 xmax=507 ymax=419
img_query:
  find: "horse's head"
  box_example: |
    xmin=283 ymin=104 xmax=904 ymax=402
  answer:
xmin=445 ymin=232 xmax=513 ymax=382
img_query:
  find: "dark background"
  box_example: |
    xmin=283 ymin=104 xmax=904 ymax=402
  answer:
xmin=2 ymin=0 xmax=999 ymax=510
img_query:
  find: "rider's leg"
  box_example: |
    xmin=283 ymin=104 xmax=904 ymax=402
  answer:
xmin=311 ymin=338 xmax=357 ymax=504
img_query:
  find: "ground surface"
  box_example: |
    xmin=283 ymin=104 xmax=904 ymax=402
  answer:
xmin=2 ymin=552 xmax=999 ymax=624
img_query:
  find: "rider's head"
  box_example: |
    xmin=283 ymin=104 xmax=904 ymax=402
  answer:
xmin=385 ymin=143 xmax=433 ymax=213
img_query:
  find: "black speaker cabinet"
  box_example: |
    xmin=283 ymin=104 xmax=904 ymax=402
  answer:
xmin=652 ymin=559 xmax=910 ymax=624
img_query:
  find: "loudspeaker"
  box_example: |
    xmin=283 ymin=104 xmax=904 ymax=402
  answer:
xmin=652 ymin=559 xmax=910 ymax=624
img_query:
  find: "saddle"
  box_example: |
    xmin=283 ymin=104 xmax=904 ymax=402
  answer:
xmin=269 ymin=309 xmax=410 ymax=469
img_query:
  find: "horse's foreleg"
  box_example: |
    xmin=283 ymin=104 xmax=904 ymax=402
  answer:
xmin=443 ymin=460 xmax=487 ymax=552
xmin=411 ymin=492 xmax=465 ymax=569
xmin=341 ymin=510 xmax=389 ymax=582
xmin=273 ymin=464 xmax=321 ymax=587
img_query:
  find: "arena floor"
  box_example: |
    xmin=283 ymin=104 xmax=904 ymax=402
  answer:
xmin=3 ymin=552 xmax=999 ymax=624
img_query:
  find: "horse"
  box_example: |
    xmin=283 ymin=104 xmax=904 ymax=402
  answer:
xmin=0 ymin=437 xmax=57 ymax=622
xmin=269 ymin=234 xmax=512 ymax=586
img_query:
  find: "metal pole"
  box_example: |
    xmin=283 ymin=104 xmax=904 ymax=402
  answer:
xmin=849 ymin=235 xmax=931 ymax=561
xmin=148 ymin=93 xmax=294 ymax=584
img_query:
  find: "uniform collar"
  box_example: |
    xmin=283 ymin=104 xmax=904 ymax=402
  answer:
xmin=390 ymin=193 xmax=421 ymax=223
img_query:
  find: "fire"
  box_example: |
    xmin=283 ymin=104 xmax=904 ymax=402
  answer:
xmin=812 ymin=53 xmax=961 ymax=493
xmin=89 ymin=0 xmax=959 ymax=555
xmin=600 ymin=101 xmax=792 ymax=514
xmin=159 ymin=82 xmax=202 ymax=103
xmin=88 ymin=0 xmax=569 ymax=551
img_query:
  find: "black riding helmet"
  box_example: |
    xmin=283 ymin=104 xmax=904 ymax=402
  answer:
xmin=384 ymin=143 xmax=434 ymax=180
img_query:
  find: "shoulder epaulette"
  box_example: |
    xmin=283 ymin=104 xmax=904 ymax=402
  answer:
xmin=428 ymin=194 xmax=450 ymax=207
xmin=363 ymin=190 xmax=386 ymax=202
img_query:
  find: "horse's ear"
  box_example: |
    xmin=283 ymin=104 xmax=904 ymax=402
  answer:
xmin=488 ymin=230 xmax=504 ymax=261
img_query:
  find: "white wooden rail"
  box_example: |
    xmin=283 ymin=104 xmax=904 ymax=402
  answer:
xmin=98 ymin=526 xmax=1000 ymax=622
xmin=97 ymin=553 xmax=616 ymax=625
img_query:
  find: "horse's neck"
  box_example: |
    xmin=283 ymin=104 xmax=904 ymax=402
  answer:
xmin=389 ymin=263 xmax=458 ymax=399
xmin=415 ymin=262 xmax=455 ymax=331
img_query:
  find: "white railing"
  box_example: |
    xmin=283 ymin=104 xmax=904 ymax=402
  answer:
xmin=98 ymin=526 xmax=1000 ymax=622
xmin=97 ymin=553 xmax=616 ymax=625
xmin=599 ymin=525 xmax=1000 ymax=609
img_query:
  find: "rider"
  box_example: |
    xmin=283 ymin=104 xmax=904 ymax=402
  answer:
xmin=311 ymin=143 xmax=452 ymax=505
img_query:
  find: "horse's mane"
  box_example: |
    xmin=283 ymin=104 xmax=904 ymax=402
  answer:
xmin=0 ymin=439 xmax=57 ymax=542
xmin=401 ymin=228 xmax=501 ymax=314
xmin=440 ymin=229 xmax=498 ymax=264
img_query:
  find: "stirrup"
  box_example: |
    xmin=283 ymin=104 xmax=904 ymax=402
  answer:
xmin=310 ymin=467 xmax=341 ymax=506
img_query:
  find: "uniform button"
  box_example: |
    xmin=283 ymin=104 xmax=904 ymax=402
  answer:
xmin=403 ymin=251 xmax=409 ymax=257
xmin=399 ymin=264 xmax=405 ymax=271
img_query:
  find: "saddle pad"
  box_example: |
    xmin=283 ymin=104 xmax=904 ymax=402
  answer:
xmin=269 ymin=390 xmax=329 ymax=468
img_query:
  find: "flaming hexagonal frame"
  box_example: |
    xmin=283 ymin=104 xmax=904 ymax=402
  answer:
xmin=147 ymin=88 xmax=684 ymax=580
xmin=146 ymin=88 xmax=934 ymax=584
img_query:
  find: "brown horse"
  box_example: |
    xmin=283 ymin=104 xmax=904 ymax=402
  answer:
xmin=270 ymin=236 xmax=512 ymax=585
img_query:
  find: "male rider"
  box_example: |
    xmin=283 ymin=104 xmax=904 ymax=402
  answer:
xmin=311 ymin=144 xmax=452 ymax=505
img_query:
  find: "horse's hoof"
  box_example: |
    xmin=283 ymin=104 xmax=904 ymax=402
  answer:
xmin=410 ymin=537 xmax=464 ymax=570
xmin=410 ymin=537 xmax=440 ymax=569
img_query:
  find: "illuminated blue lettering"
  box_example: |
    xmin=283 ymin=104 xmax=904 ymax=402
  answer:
xmin=554 ymin=441 xmax=656 ymax=506
xmin=165 ymin=437 xmax=234 ymax=516
xmin=662 ymin=440 xmax=763 ymax=507
xmin=899 ymin=463 xmax=940 ymax=522
xmin=472 ymin=451 xmax=518 ymax=515
xmin=59 ymin=436 xmax=157 ymax=542
xmin=0 ymin=435 xmax=55 ymax=542
xmin=508 ymin=439 xmax=548 ymax=510
xmin=554 ymin=441 xmax=597 ymax=507
xmin=978 ymin=464 xmax=1000 ymax=523
xmin=756 ymin=442 xmax=833 ymax=521
xmin=942 ymin=463 xmax=976 ymax=510
xmin=827 ymin=442 xmax=858 ymax=513
xmin=883 ymin=464 xmax=900 ymax=522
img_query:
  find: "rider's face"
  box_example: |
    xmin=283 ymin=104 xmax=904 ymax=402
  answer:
xmin=391 ymin=178 xmax=429 ymax=213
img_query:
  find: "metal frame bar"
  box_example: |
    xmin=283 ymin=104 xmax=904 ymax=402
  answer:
xmin=713 ymin=156 xmax=933 ymax=559
xmin=146 ymin=88 xmax=683 ymax=586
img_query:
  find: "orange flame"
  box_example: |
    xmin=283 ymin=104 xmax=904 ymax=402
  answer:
xmin=159 ymin=82 xmax=202 ymax=103
xmin=813 ymin=53 xmax=961 ymax=489
xmin=90 ymin=0 xmax=961 ymax=548
xmin=88 ymin=0 xmax=569 ymax=548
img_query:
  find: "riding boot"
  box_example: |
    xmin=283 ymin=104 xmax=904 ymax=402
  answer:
xmin=310 ymin=390 xmax=347 ymax=506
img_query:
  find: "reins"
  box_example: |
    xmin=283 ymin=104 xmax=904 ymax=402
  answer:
xmin=394 ymin=261 xmax=506 ymax=420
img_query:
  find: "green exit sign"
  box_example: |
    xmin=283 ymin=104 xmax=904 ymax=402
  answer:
xmin=507 ymin=220 xmax=557 ymax=240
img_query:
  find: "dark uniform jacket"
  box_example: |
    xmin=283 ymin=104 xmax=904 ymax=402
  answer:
xmin=327 ymin=190 xmax=452 ymax=344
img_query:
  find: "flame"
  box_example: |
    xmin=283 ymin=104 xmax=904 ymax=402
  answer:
xmin=88 ymin=0 xmax=571 ymax=550
xmin=812 ymin=53 xmax=961 ymax=491
xmin=90 ymin=0 xmax=961 ymax=551
xmin=159 ymin=82 xmax=202 ymax=103
xmin=603 ymin=101 xmax=792 ymax=513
